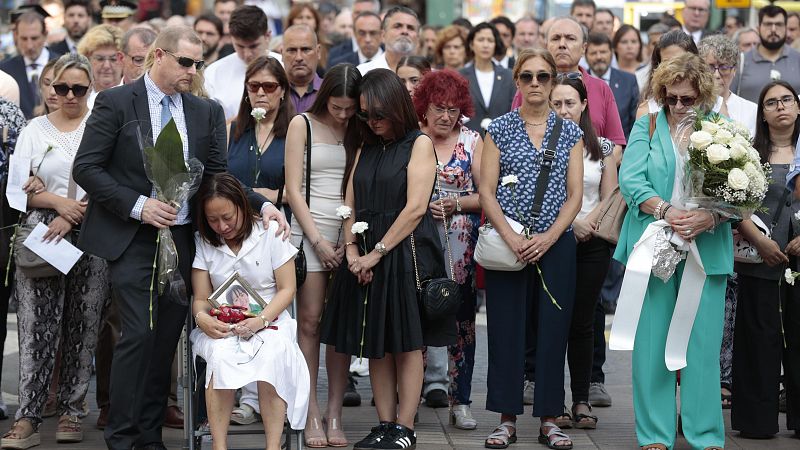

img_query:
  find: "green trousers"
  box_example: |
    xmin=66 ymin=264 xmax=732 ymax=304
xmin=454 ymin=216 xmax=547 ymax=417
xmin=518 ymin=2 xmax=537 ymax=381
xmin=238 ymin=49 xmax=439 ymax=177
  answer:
xmin=632 ymin=266 xmax=726 ymax=449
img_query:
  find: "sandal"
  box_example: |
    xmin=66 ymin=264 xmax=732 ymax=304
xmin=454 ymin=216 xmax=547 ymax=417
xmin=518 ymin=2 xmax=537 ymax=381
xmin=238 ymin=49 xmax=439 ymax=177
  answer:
xmin=485 ymin=421 xmax=517 ymax=449
xmin=538 ymin=421 xmax=572 ymax=450
xmin=324 ymin=417 xmax=348 ymax=448
xmin=1 ymin=419 xmax=40 ymax=450
xmin=229 ymin=403 xmax=258 ymax=425
xmin=304 ymin=416 xmax=327 ymax=448
xmin=721 ymin=386 xmax=732 ymax=409
xmin=554 ymin=406 xmax=572 ymax=429
xmin=55 ymin=415 xmax=82 ymax=443
xmin=640 ymin=445 xmax=667 ymax=450
xmin=571 ymin=401 xmax=598 ymax=430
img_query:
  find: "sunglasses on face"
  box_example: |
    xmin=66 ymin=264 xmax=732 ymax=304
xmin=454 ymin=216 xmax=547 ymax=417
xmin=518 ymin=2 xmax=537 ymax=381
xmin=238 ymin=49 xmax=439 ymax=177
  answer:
xmin=356 ymin=110 xmax=387 ymax=122
xmin=52 ymin=83 xmax=89 ymax=97
xmin=518 ymin=71 xmax=553 ymax=85
xmin=163 ymin=49 xmax=205 ymax=70
xmin=664 ymin=95 xmax=697 ymax=107
xmin=246 ymin=81 xmax=281 ymax=93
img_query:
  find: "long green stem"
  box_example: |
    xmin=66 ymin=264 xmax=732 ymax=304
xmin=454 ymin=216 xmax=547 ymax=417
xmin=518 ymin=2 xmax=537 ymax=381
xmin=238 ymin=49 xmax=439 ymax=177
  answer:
xmin=4 ymin=225 xmax=17 ymax=288
xmin=149 ymin=233 xmax=160 ymax=329
xmin=357 ymin=235 xmax=369 ymax=360
xmin=536 ymin=263 xmax=561 ymax=310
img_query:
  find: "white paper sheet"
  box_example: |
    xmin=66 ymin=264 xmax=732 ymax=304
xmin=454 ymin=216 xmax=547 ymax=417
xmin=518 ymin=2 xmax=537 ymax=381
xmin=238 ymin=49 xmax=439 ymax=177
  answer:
xmin=6 ymin=154 xmax=30 ymax=212
xmin=22 ymin=223 xmax=83 ymax=275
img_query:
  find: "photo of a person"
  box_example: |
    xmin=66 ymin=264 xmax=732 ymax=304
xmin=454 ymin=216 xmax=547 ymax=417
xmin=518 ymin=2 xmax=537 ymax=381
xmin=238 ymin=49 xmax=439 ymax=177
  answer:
xmin=226 ymin=284 xmax=251 ymax=309
xmin=211 ymin=275 xmax=267 ymax=315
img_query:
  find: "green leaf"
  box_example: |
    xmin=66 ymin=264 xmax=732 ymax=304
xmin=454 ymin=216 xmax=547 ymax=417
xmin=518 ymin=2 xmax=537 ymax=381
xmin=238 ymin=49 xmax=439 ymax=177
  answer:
xmin=144 ymin=118 xmax=187 ymax=195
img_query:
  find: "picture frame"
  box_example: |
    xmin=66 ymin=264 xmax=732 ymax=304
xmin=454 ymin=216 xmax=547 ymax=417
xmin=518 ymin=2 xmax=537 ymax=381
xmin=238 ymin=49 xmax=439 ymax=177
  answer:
xmin=208 ymin=272 xmax=267 ymax=315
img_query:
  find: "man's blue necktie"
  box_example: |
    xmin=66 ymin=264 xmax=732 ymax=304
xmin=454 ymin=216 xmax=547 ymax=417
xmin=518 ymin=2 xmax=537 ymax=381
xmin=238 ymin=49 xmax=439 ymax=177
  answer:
xmin=160 ymin=95 xmax=172 ymax=135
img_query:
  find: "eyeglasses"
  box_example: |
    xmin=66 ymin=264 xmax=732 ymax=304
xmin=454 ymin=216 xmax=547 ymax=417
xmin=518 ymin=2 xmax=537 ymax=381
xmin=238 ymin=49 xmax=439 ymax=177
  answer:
xmin=91 ymin=54 xmax=118 ymax=64
xmin=686 ymin=6 xmax=709 ymax=14
xmin=52 ymin=83 xmax=90 ymax=97
xmin=763 ymin=95 xmax=797 ymax=111
xmin=708 ymin=64 xmax=735 ymax=76
xmin=664 ymin=95 xmax=697 ymax=107
xmin=556 ymin=71 xmax=583 ymax=82
xmin=518 ymin=71 xmax=554 ymax=84
xmin=129 ymin=55 xmax=146 ymax=67
xmin=163 ymin=49 xmax=205 ymax=70
xmin=246 ymin=81 xmax=281 ymax=93
xmin=356 ymin=110 xmax=387 ymax=122
xmin=430 ymin=105 xmax=460 ymax=118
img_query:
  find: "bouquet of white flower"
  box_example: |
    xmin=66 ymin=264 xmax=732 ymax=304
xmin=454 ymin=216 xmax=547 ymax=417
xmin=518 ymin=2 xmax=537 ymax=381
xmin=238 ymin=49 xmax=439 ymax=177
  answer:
xmin=680 ymin=112 xmax=770 ymax=219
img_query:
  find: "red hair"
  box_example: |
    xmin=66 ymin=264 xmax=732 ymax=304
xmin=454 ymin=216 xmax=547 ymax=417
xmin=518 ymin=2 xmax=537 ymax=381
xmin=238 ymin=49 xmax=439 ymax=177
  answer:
xmin=413 ymin=69 xmax=474 ymax=127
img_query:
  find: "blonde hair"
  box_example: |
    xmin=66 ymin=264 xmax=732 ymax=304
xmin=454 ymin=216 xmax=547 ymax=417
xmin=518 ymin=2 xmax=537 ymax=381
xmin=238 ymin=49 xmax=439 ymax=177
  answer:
xmin=53 ymin=52 xmax=94 ymax=85
xmin=77 ymin=24 xmax=123 ymax=55
xmin=652 ymin=52 xmax=717 ymax=112
xmin=142 ymin=45 xmax=207 ymax=98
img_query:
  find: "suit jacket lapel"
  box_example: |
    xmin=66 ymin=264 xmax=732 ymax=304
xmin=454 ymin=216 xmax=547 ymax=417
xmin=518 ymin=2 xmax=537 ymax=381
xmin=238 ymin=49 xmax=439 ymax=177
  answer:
xmin=487 ymin=65 xmax=505 ymax=113
xmin=466 ymin=67 xmax=488 ymax=114
xmin=131 ymin=78 xmax=153 ymax=149
xmin=182 ymin=93 xmax=197 ymax=158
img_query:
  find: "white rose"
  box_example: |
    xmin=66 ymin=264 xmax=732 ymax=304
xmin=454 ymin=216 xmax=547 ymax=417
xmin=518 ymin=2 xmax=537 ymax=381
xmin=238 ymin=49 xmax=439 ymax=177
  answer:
xmin=250 ymin=107 xmax=267 ymax=121
xmin=795 ymin=210 xmax=800 ymax=221
xmin=689 ymin=131 xmax=713 ymax=150
xmin=336 ymin=205 xmax=352 ymax=220
xmin=701 ymin=121 xmax=720 ymax=134
xmin=706 ymin=144 xmax=731 ymax=164
xmin=727 ymin=168 xmax=750 ymax=190
xmin=786 ymin=268 xmax=796 ymax=286
xmin=351 ymin=221 xmax=369 ymax=234
xmin=771 ymin=69 xmax=782 ymax=81
xmin=714 ymin=128 xmax=733 ymax=145
xmin=748 ymin=147 xmax=761 ymax=161
xmin=729 ymin=143 xmax=748 ymax=160
xmin=733 ymin=123 xmax=751 ymax=140
xmin=730 ymin=133 xmax=751 ymax=149
xmin=501 ymin=175 xmax=519 ymax=186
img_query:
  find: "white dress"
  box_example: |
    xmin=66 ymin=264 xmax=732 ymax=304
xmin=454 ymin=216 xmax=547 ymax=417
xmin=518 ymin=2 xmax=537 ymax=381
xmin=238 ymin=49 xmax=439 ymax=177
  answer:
xmin=190 ymin=221 xmax=310 ymax=429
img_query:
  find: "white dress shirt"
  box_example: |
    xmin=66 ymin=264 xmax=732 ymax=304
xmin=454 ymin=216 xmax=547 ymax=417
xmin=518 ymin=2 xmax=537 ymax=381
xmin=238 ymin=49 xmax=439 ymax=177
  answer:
xmin=204 ymin=51 xmax=283 ymax=121
xmin=357 ymin=53 xmax=390 ymax=74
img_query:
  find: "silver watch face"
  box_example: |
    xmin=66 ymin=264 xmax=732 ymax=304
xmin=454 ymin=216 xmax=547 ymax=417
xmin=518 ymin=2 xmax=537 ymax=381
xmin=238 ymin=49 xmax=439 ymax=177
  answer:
xmin=375 ymin=242 xmax=386 ymax=253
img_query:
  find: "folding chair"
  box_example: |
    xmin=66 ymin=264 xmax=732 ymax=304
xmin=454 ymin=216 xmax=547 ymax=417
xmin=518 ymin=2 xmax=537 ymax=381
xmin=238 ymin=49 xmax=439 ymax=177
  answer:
xmin=180 ymin=297 xmax=305 ymax=450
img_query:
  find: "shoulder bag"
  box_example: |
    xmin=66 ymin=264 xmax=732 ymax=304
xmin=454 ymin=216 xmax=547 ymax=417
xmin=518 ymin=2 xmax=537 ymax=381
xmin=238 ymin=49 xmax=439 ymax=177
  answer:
xmin=474 ymin=117 xmax=563 ymax=271
xmin=294 ymin=114 xmax=312 ymax=287
xmin=14 ymin=177 xmax=78 ymax=278
xmin=733 ymin=187 xmax=790 ymax=264
xmin=410 ymin=161 xmax=461 ymax=320
xmin=592 ymin=113 xmax=656 ymax=244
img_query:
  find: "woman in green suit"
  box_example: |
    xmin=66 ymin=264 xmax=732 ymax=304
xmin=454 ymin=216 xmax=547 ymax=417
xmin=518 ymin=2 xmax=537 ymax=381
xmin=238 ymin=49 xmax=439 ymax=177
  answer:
xmin=614 ymin=53 xmax=732 ymax=450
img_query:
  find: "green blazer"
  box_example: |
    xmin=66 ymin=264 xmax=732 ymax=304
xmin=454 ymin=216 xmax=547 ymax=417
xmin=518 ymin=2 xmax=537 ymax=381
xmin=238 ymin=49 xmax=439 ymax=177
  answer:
xmin=613 ymin=110 xmax=733 ymax=276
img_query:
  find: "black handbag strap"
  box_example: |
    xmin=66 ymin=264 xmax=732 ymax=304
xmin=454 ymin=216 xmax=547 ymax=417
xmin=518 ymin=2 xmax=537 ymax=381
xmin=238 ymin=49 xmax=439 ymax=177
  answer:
xmin=294 ymin=114 xmax=312 ymax=249
xmin=769 ymin=187 xmax=792 ymax=233
xmin=528 ymin=116 xmax=563 ymax=225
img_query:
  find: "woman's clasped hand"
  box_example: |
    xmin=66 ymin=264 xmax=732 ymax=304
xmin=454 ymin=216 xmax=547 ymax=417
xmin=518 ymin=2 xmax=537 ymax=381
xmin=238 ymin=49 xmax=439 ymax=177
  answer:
xmin=663 ymin=206 xmax=715 ymax=241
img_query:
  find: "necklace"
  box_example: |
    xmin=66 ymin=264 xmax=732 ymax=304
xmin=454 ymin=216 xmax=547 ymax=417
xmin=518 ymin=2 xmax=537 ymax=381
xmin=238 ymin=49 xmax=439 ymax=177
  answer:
xmin=522 ymin=111 xmax=549 ymax=127
xmin=380 ymin=137 xmax=395 ymax=151
xmin=320 ymin=118 xmax=344 ymax=145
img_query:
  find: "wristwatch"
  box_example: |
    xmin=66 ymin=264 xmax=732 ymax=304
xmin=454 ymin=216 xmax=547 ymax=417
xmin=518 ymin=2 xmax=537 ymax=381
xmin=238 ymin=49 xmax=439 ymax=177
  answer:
xmin=374 ymin=242 xmax=388 ymax=256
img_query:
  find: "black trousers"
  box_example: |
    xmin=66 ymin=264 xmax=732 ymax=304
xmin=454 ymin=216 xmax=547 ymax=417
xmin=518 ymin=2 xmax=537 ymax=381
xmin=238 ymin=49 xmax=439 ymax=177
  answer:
xmin=731 ymin=273 xmax=800 ymax=435
xmin=104 ymin=224 xmax=193 ymax=450
xmin=486 ymin=231 xmax=576 ymax=417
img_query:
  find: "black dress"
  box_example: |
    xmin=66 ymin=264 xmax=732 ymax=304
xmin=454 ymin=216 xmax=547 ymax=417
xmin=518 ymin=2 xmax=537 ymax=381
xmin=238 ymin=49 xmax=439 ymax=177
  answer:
xmin=320 ymin=130 xmax=456 ymax=359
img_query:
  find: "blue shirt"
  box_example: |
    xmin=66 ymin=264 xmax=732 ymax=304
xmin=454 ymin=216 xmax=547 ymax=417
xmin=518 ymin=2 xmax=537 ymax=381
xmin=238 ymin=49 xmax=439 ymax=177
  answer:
xmin=488 ymin=109 xmax=583 ymax=234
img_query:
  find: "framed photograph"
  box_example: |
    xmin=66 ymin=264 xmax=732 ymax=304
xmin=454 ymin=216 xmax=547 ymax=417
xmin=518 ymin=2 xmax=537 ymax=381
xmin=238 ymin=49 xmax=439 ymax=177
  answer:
xmin=208 ymin=272 xmax=267 ymax=315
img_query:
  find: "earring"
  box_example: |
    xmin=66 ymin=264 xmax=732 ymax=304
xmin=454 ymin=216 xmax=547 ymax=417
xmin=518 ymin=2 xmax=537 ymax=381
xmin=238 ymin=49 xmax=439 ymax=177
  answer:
xmin=423 ymin=114 xmax=427 ymax=121
xmin=245 ymin=97 xmax=250 ymax=103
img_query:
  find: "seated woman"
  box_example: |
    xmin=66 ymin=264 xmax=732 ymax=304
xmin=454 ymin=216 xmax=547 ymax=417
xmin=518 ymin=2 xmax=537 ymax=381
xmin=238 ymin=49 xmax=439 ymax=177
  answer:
xmin=190 ymin=173 xmax=310 ymax=450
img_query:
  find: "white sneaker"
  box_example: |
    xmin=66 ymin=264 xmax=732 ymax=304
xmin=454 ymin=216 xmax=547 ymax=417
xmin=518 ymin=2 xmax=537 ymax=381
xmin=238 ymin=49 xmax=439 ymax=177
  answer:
xmin=523 ymin=380 xmax=534 ymax=405
xmin=349 ymin=357 xmax=370 ymax=377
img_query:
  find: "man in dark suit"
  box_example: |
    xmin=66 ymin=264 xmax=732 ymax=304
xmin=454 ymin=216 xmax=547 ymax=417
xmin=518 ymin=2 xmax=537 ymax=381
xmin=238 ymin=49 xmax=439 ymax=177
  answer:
xmin=51 ymin=0 xmax=93 ymax=55
xmin=586 ymin=32 xmax=639 ymax=139
xmin=683 ymin=0 xmax=712 ymax=44
xmin=72 ymin=26 xmax=287 ymax=450
xmin=0 ymin=10 xmax=60 ymax=119
xmin=328 ymin=11 xmax=383 ymax=67
xmin=327 ymin=0 xmax=381 ymax=63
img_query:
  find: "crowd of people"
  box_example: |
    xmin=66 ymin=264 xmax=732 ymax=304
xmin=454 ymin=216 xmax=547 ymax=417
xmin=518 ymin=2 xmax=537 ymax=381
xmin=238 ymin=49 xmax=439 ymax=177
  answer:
xmin=0 ymin=0 xmax=798 ymax=450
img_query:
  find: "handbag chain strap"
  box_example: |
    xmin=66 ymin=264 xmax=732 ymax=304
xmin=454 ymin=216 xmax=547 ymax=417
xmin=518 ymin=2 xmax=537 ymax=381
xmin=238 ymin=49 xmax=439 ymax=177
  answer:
xmin=410 ymin=158 xmax=456 ymax=290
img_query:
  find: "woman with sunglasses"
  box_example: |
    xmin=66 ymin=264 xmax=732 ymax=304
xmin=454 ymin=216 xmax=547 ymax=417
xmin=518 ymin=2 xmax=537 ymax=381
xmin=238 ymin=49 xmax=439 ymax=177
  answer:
xmin=320 ymin=69 xmax=453 ymax=450
xmin=284 ymin=63 xmax=361 ymax=448
xmin=1 ymin=53 xmax=109 ymax=449
xmin=615 ymin=53 xmax=730 ymax=450
xmin=413 ymin=69 xmax=483 ymax=428
xmin=190 ymin=173 xmax=310 ymax=450
xmin=459 ymin=22 xmax=515 ymax=137
xmin=732 ymin=80 xmax=800 ymax=440
xmin=481 ymin=47 xmax=584 ymax=450
xmin=546 ymin=75 xmax=617 ymax=431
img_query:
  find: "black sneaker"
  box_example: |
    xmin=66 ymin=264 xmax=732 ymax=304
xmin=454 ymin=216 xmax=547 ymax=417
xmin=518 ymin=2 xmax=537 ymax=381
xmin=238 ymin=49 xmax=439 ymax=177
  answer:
xmin=354 ymin=422 xmax=392 ymax=449
xmin=343 ymin=375 xmax=362 ymax=407
xmin=373 ymin=423 xmax=416 ymax=449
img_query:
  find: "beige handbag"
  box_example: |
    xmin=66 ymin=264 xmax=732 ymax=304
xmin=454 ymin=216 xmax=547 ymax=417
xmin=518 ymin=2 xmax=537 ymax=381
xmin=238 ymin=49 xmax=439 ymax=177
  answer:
xmin=592 ymin=187 xmax=627 ymax=244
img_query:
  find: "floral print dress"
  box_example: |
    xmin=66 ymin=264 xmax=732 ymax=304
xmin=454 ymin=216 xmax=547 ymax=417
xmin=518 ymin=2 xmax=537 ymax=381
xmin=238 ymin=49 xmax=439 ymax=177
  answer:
xmin=431 ymin=126 xmax=481 ymax=405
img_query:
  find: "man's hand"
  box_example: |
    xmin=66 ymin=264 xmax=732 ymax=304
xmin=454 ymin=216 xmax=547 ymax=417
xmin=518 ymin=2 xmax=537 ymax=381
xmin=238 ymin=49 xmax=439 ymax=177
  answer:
xmin=261 ymin=203 xmax=290 ymax=240
xmin=141 ymin=198 xmax=178 ymax=229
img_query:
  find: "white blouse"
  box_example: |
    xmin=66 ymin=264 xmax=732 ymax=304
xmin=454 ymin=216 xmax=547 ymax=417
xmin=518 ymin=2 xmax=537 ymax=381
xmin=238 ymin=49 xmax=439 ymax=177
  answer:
xmin=14 ymin=114 xmax=88 ymax=200
xmin=725 ymin=93 xmax=758 ymax=138
xmin=578 ymin=137 xmax=615 ymax=220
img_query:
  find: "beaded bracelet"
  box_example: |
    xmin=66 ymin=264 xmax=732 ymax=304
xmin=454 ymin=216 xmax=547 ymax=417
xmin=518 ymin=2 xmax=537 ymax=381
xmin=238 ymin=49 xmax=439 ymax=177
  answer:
xmin=653 ymin=200 xmax=665 ymax=221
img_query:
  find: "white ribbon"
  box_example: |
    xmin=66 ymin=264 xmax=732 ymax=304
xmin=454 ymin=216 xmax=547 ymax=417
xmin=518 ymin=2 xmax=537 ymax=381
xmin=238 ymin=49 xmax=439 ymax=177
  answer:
xmin=609 ymin=220 xmax=707 ymax=371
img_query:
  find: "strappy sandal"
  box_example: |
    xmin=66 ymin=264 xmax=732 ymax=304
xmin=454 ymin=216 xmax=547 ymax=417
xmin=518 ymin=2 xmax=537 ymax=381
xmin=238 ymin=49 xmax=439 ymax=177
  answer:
xmin=554 ymin=406 xmax=572 ymax=429
xmin=538 ymin=421 xmax=572 ymax=450
xmin=229 ymin=403 xmax=258 ymax=425
xmin=304 ymin=416 xmax=327 ymax=448
xmin=721 ymin=385 xmax=732 ymax=409
xmin=571 ymin=401 xmax=598 ymax=430
xmin=485 ymin=421 xmax=517 ymax=449
xmin=55 ymin=415 xmax=82 ymax=443
xmin=1 ymin=419 xmax=40 ymax=450
xmin=640 ymin=444 xmax=667 ymax=450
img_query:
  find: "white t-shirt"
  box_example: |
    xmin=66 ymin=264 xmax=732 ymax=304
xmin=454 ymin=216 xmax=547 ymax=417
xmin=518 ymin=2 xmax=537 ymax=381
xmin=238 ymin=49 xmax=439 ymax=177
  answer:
xmin=357 ymin=53 xmax=390 ymax=74
xmin=578 ymin=137 xmax=615 ymax=220
xmin=204 ymin=51 xmax=283 ymax=121
xmin=475 ymin=67 xmax=494 ymax=108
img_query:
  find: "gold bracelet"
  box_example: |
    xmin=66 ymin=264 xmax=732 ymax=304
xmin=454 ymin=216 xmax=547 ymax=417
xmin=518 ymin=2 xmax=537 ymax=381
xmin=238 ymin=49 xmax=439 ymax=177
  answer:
xmin=259 ymin=315 xmax=269 ymax=329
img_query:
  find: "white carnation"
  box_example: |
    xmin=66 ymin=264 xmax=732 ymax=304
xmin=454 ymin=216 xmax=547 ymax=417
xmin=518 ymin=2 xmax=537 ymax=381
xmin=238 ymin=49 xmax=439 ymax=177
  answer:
xmin=727 ymin=168 xmax=750 ymax=190
xmin=786 ymin=268 xmax=796 ymax=286
xmin=501 ymin=175 xmax=519 ymax=186
xmin=250 ymin=107 xmax=267 ymax=121
xmin=706 ymin=144 xmax=731 ymax=164
xmin=689 ymin=131 xmax=713 ymax=150
xmin=336 ymin=205 xmax=352 ymax=220
xmin=351 ymin=221 xmax=369 ymax=234
xmin=729 ymin=143 xmax=749 ymax=160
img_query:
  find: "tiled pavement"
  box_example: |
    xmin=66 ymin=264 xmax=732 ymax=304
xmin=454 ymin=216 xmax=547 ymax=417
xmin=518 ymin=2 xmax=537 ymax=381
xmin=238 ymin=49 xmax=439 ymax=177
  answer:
xmin=1 ymin=313 xmax=797 ymax=449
